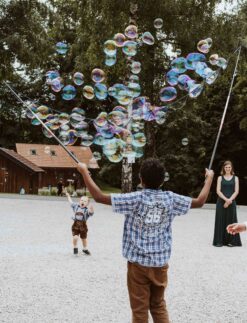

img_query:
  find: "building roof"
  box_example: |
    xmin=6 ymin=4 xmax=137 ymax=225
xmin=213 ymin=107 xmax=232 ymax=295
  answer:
xmin=0 ymin=148 xmax=44 ymax=173
xmin=16 ymin=144 xmax=99 ymax=169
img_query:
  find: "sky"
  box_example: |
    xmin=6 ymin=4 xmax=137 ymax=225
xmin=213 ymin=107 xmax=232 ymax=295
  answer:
xmin=216 ymin=0 xmax=242 ymax=14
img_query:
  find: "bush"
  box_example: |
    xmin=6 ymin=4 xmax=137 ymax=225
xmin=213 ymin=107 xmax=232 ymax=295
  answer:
xmin=76 ymin=189 xmax=85 ymax=197
xmin=66 ymin=185 xmax=75 ymax=195
xmin=50 ymin=187 xmax=58 ymax=196
xmin=38 ymin=188 xmax=50 ymax=196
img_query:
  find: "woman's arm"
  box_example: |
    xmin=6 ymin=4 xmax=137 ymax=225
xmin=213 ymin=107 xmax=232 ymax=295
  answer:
xmin=229 ymin=176 xmax=239 ymax=201
xmin=216 ymin=176 xmax=228 ymax=202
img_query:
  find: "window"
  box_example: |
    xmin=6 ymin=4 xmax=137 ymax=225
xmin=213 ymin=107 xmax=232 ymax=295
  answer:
xmin=30 ymin=149 xmax=36 ymax=155
xmin=50 ymin=150 xmax=56 ymax=156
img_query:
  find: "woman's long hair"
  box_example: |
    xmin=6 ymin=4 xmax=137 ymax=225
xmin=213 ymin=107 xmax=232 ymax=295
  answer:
xmin=220 ymin=160 xmax=235 ymax=175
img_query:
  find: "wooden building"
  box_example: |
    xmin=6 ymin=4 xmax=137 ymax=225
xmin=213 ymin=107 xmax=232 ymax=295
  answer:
xmin=0 ymin=144 xmax=99 ymax=194
xmin=0 ymin=148 xmax=44 ymax=194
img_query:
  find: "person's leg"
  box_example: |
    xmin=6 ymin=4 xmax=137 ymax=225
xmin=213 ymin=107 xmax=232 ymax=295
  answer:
xmin=82 ymin=238 xmax=87 ymax=249
xmin=72 ymin=235 xmax=79 ymax=247
xmin=81 ymin=223 xmax=90 ymax=255
xmin=72 ymin=235 xmax=79 ymax=254
xmin=72 ymin=222 xmax=79 ymax=254
xmin=127 ymin=262 xmax=150 ymax=323
xmin=149 ymin=264 xmax=169 ymax=323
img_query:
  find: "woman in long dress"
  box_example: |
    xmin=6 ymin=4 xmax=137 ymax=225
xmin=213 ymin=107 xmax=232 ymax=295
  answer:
xmin=213 ymin=160 xmax=242 ymax=247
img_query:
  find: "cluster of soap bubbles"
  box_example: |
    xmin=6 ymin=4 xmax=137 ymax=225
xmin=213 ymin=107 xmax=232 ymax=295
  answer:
xmin=161 ymin=37 xmax=227 ymax=102
xmin=27 ymin=19 xmax=227 ymax=164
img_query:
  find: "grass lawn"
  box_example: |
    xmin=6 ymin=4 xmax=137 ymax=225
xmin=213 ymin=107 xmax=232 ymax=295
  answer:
xmin=86 ymin=180 xmax=121 ymax=196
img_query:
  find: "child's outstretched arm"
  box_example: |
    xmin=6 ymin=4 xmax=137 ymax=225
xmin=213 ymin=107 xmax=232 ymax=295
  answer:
xmin=65 ymin=189 xmax=73 ymax=204
xmin=77 ymin=163 xmax=111 ymax=205
xmin=88 ymin=202 xmax=94 ymax=214
xmin=191 ymin=169 xmax=214 ymax=208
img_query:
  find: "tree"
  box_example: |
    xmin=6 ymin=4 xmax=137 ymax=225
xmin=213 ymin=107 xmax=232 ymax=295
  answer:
xmin=1 ymin=0 xmax=246 ymax=203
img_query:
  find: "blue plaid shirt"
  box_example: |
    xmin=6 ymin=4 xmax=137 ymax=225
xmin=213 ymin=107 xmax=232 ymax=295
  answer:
xmin=111 ymin=189 xmax=192 ymax=267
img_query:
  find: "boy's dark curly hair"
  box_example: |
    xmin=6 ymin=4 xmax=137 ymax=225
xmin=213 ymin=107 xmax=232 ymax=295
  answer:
xmin=139 ymin=158 xmax=165 ymax=189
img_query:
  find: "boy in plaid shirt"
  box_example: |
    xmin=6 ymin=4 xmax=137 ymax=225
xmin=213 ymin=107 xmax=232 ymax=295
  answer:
xmin=77 ymin=158 xmax=214 ymax=323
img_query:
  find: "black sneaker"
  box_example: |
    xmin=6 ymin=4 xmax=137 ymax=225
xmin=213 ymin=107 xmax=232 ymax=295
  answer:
xmin=83 ymin=249 xmax=91 ymax=255
xmin=74 ymin=248 xmax=78 ymax=255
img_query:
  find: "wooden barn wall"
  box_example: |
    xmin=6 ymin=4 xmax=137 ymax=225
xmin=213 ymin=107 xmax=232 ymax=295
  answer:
xmin=0 ymin=155 xmax=40 ymax=194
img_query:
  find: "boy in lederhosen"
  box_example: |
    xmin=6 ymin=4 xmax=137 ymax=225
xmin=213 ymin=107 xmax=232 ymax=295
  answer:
xmin=65 ymin=191 xmax=94 ymax=255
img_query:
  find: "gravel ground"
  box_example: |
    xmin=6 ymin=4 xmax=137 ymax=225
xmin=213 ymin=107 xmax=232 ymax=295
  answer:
xmin=0 ymin=195 xmax=246 ymax=323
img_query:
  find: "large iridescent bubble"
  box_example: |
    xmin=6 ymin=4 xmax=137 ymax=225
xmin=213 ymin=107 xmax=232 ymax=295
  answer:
xmin=105 ymin=55 xmax=117 ymax=66
xmin=104 ymin=40 xmax=117 ymax=56
xmin=62 ymin=85 xmax=76 ymax=100
xmin=166 ymin=69 xmax=179 ymax=86
xmin=83 ymin=85 xmax=94 ymax=100
xmin=114 ymin=33 xmax=126 ymax=47
xmin=73 ymin=72 xmax=84 ymax=86
xmin=125 ymin=25 xmax=138 ymax=39
xmin=122 ymin=41 xmax=138 ymax=56
xmin=142 ymin=32 xmax=155 ymax=45
xmin=94 ymin=83 xmax=108 ymax=100
xmin=51 ymin=77 xmax=63 ymax=92
xmin=91 ymin=68 xmax=105 ymax=83
xmin=160 ymin=87 xmax=177 ymax=102
xmin=197 ymin=39 xmax=211 ymax=54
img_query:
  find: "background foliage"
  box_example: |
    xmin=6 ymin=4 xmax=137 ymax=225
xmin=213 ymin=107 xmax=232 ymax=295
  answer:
xmin=0 ymin=0 xmax=246 ymax=203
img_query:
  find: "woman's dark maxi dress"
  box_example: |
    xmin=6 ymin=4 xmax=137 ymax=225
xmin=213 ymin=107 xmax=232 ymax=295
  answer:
xmin=213 ymin=176 xmax=242 ymax=247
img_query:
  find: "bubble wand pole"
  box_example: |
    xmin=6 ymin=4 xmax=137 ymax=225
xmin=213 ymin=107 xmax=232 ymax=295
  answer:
xmin=208 ymin=45 xmax=242 ymax=170
xmin=4 ymin=81 xmax=80 ymax=164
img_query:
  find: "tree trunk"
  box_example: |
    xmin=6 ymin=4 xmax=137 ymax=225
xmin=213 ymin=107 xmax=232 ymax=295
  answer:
xmin=121 ymin=157 xmax=133 ymax=193
xmin=120 ymin=1 xmax=138 ymax=193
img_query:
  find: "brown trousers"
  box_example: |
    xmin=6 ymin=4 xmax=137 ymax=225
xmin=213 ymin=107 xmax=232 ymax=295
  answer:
xmin=127 ymin=261 xmax=169 ymax=323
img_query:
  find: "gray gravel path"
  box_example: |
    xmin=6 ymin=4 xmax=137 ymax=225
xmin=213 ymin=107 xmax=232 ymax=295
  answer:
xmin=0 ymin=195 xmax=246 ymax=323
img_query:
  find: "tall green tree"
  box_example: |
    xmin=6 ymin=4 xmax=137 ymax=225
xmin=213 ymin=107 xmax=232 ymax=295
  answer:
xmin=0 ymin=0 xmax=246 ymax=202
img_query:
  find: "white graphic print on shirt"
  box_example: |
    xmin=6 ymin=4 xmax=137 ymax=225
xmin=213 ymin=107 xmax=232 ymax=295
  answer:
xmin=134 ymin=202 xmax=169 ymax=239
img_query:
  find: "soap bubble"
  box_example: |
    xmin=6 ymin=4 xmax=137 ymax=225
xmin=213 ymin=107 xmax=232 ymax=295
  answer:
xmin=197 ymin=39 xmax=210 ymax=54
xmin=105 ymin=55 xmax=117 ymax=66
xmin=56 ymin=42 xmax=68 ymax=55
xmin=91 ymin=68 xmax=105 ymax=83
xmin=93 ymin=151 xmax=102 ymax=160
xmin=154 ymin=18 xmax=163 ymax=29
xmin=142 ymin=32 xmax=155 ymax=45
xmin=83 ymin=85 xmax=94 ymax=100
xmin=122 ymin=41 xmax=138 ymax=56
xmin=104 ymin=40 xmax=117 ymax=56
xmin=125 ymin=25 xmax=138 ymax=39
xmin=160 ymin=87 xmax=177 ymax=102
xmin=94 ymin=83 xmax=108 ymax=100
xmin=181 ymin=137 xmax=189 ymax=146
xmin=114 ymin=33 xmax=126 ymax=47
xmin=62 ymin=85 xmax=76 ymax=100
xmin=73 ymin=72 xmax=84 ymax=86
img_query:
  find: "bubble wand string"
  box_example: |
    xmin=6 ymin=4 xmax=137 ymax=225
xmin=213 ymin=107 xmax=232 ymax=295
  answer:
xmin=208 ymin=45 xmax=242 ymax=170
xmin=4 ymin=81 xmax=80 ymax=164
